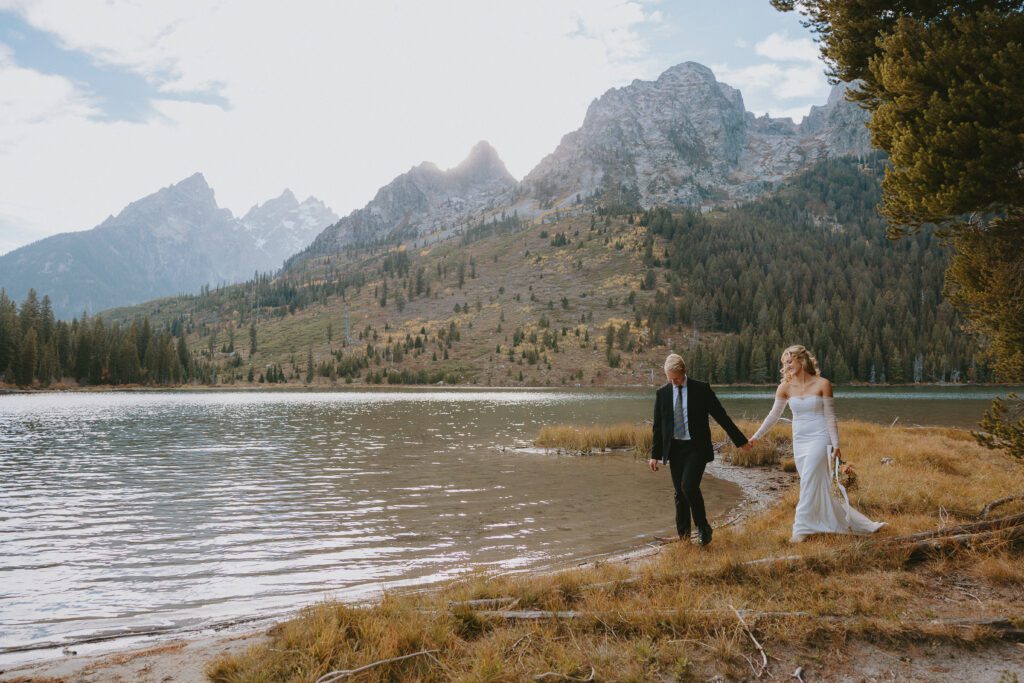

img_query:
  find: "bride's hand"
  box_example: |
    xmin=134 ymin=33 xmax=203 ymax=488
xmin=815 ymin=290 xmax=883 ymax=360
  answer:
xmin=833 ymin=447 xmax=843 ymax=462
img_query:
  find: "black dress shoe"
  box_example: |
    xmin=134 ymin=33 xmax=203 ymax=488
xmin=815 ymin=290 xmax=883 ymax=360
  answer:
xmin=698 ymin=524 xmax=713 ymax=546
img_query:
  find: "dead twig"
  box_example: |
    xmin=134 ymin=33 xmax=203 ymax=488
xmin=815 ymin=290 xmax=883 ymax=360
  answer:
xmin=314 ymin=649 xmax=439 ymax=683
xmin=730 ymin=604 xmax=769 ymax=678
xmin=791 ymin=666 xmax=805 ymax=682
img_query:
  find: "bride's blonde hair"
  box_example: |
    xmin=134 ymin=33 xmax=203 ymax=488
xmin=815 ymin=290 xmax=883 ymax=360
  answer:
xmin=780 ymin=345 xmax=819 ymax=384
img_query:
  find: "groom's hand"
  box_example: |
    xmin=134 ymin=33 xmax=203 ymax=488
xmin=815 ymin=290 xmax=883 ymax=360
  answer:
xmin=648 ymin=458 xmax=659 ymax=471
xmin=740 ymin=442 xmax=753 ymax=451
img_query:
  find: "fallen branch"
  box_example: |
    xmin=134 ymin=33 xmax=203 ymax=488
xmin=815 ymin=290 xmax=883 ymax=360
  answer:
xmin=873 ymin=512 xmax=1024 ymax=544
xmin=449 ymin=597 xmax=519 ymax=609
xmin=902 ymin=525 xmax=1024 ymax=563
xmin=314 ymin=649 xmax=439 ymax=683
xmin=739 ymin=518 xmax=1024 ymax=569
xmin=743 ymin=555 xmax=803 ymax=567
xmin=471 ymin=609 xmax=1024 ymax=642
xmin=730 ymin=604 xmax=769 ymax=678
xmin=980 ymin=494 xmax=1024 ymax=519
xmin=533 ymin=665 xmax=596 ymax=681
xmin=581 ymin=576 xmax=641 ymax=591
xmin=478 ymin=609 xmax=582 ymax=620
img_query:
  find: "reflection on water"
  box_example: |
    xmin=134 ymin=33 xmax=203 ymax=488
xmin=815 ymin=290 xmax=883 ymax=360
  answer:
xmin=0 ymin=390 xmax=739 ymax=661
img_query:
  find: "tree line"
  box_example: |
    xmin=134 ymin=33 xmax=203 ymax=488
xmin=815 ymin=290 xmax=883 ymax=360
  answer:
xmin=0 ymin=289 xmax=203 ymax=388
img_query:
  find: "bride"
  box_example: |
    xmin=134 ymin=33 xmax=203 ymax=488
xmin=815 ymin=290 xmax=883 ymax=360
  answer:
xmin=750 ymin=345 xmax=885 ymax=543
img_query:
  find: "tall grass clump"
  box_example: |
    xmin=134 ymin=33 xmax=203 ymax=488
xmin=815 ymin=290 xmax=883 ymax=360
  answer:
xmin=535 ymin=422 xmax=651 ymax=456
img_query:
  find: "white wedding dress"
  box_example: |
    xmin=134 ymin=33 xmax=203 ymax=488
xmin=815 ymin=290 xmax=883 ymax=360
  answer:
xmin=752 ymin=395 xmax=885 ymax=542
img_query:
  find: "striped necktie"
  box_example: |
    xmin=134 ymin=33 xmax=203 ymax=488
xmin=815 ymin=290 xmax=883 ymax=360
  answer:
xmin=673 ymin=385 xmax=688 ymax=439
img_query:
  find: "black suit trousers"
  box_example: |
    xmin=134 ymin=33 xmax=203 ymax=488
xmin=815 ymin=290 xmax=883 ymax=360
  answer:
xmin=669 ymin=439 xmax=707 ymax=536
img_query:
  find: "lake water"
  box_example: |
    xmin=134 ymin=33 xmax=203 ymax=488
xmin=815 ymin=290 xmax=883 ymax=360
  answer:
xmin=0 ymin=385 xmax=1015 ymax=663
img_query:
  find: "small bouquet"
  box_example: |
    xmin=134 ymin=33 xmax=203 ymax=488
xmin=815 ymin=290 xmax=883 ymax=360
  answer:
xmin=837 ymin=461 xmax=858 ymax=491
xmin=828 ymin=446 xmax=857 ymax=501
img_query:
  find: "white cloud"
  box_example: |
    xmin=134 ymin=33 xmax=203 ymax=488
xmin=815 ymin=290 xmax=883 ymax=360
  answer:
xmin=0 ymin=0 xmax=659 ymax=244
xmin=0 ymin=42 xmax=98 ymax=130
xmin=754 ymin=32 xmax=819 ymax=63
xmin=709 ymin=31 xmax=829 ymax=121
xmin=713 ymin=61 xmax=828 ymax=101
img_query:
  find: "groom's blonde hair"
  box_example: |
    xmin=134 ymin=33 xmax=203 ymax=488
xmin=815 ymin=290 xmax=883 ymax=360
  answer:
xmin=663 ymin=353 xmax=686 ymax=375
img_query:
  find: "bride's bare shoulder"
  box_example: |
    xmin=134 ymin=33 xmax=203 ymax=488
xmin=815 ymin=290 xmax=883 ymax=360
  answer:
xmin=776 ymin=382 xmax=790 ymax=399
xmin=817 ymin=376 xmax=834 ymax=397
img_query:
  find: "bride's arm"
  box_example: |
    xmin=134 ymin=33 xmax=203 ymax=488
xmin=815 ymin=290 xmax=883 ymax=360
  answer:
xmin=750 ymin=387 xmax=788 ymax=442
xmin=822 ymin=380 xmax=841 ymax=455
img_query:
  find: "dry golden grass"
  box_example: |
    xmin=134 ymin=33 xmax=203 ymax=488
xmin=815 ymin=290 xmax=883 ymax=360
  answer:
xmin=535 ymin=422 xmax=651 ymax=456
xmin=206 ymin=423 xmax=1024 ymax=682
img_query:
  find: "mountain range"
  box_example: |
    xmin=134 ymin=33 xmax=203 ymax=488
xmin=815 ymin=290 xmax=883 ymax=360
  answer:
xmin=0 ymin=175 xmax=337 ymax=319
xmin=0 ymin=61 xmax=869 ymax=319
xmin=293 ymin=62 xmax=869 ymax=266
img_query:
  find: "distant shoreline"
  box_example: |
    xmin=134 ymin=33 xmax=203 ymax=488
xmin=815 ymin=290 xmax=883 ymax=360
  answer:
xmin=2 ymin=380 xmax=1019 ymax=395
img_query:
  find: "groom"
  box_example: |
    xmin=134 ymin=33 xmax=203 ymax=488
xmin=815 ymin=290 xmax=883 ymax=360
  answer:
xmin=650 ymin=353 xmax=750 ymax=545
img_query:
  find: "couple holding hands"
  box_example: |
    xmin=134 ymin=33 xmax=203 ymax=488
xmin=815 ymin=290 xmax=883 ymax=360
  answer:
xmin=650 ymin=346 xmax=885 ymax=545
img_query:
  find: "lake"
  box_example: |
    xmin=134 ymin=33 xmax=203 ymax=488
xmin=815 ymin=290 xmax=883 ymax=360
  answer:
xmin=0 ymin=385 xmax=1015 ymax=663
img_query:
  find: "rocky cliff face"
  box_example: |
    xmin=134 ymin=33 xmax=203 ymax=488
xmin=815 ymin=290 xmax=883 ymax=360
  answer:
xmin=0 ymin=175 xmax=336 ymax=318
xmin=520 ymin=62 xmax=871 ymax=210
xmin=297 ymin=140 xmax=518 ymax=260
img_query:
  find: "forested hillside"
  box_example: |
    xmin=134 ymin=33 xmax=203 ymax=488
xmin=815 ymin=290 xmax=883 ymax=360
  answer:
xmin=0 ymin=156 xmax=989 ymax=389
xmin=644 ymin=155 xmax=974 ymax=384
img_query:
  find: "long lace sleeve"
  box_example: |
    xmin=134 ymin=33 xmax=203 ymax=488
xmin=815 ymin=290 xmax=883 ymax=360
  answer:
xmin=751 ymin=398 xmax=787 ymax=441
xmin=822 ymin=396 xmax=840 ymax=448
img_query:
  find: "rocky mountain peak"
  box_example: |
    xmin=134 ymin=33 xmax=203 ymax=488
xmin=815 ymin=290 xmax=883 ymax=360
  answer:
xmin=520 ymin=61 xmax=870 ymax=211
xmin=655 ymin=61 xmax=718 ymax=87
xmin=293 ymin=142 xmax=518 ymax=261
xmin=450 ymin=140 xmax=514 ymax=185
xmin=243 ymin=188 xmax=300 ymax=223
xmin=100 ymin=172 xmax=226 ymax=236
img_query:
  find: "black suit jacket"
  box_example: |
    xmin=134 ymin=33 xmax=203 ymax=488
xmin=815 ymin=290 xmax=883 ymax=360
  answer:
xmin=651 ymin=378 xmax=748 ymax=464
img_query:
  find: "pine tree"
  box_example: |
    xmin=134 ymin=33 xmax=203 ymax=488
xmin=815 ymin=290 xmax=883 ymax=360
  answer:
xmin=177 ymin=336 xmax=191 ymax=381
xmin=749 ymin=347 xmax=769 ymax=384
xmin=15 ymin=327 xmax=37 ymax=388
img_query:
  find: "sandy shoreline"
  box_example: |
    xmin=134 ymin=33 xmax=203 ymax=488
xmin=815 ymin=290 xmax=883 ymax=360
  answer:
xmin=0 ymin=456 xmax=792 ymax=683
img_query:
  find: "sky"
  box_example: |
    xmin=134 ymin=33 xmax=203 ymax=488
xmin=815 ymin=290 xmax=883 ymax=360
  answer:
xmin=0 ymin=0 xmax=831 ymax=256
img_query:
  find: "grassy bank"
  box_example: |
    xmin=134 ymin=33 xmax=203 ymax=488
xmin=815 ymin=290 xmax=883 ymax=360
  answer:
xmin=207 ymin=422 xmax=1024 ymax=681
